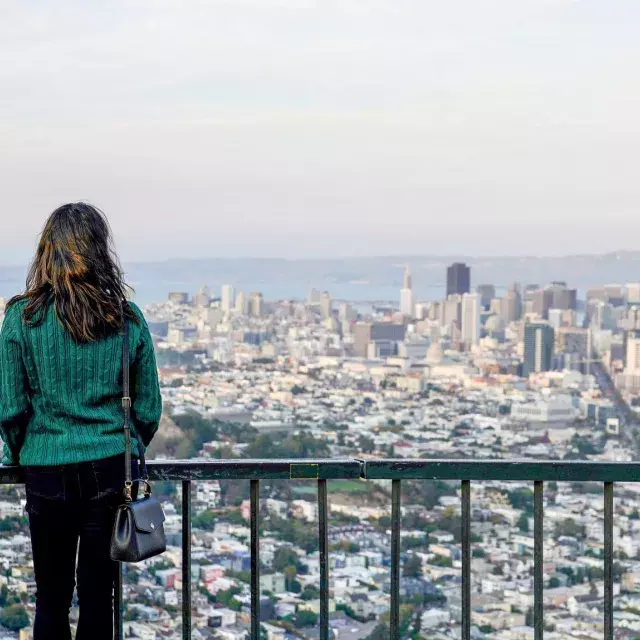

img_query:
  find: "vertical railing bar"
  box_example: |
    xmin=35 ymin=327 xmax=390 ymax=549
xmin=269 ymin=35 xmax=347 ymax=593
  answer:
xmin=604 ymin=481 xmax=614 ymax=640
xmin=251 ymin=479 xmax=260 ymax=640
xmin=114 ymin=562 xmax=123 ymax=640
xmin=390 ymin=479 xmax=401 ymax=640
xmin=534 ymin=481 xmax=544 ymax=640
xmin=318 ymin=479 xmax=329 ymax=640
xmin=461 ymin=480 xmax=471 ymax=640
xmin=182 ymin=480 xmax=192 ymax=640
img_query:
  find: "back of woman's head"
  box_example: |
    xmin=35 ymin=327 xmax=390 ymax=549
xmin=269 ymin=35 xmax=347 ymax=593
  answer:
xmin=9 ymin=202 xmax=136 ymax=343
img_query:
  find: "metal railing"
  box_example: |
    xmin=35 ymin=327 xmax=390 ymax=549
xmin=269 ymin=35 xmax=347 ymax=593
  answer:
xmin=2 ymin=458 xmax=637 ymax=639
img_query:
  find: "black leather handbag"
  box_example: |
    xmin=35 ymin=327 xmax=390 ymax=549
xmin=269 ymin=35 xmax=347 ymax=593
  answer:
xmin=110 ymin=320 xmax=166 ymax=563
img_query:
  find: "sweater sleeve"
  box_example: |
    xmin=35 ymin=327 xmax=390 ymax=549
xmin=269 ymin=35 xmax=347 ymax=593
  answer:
xmin=0 ymin=308 xmax=31 ymax=465
xmin=131 ymin=313 xmax=162 ymax=448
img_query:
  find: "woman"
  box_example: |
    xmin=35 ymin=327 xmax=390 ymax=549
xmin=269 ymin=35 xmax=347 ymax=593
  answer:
xmin=0 ymin=203 xmax=162 ymax=639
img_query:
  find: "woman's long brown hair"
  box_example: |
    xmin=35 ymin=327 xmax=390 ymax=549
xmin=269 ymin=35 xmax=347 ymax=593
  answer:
xmin=8 ymin=202 xmax=137 ymax=343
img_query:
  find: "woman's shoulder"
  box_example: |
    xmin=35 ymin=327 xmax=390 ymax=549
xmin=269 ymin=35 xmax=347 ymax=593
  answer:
xmin=6 ymin=296 xmax=29 ymax=312
xmin=127 ymin=300 xmax=150 ymax=328
xmin=3 ymin=298 xmax=29 ymax=331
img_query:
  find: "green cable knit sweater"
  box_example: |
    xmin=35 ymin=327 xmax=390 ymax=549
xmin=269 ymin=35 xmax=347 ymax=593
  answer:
xmin=0 ymin=299 xmax=162 ymax=466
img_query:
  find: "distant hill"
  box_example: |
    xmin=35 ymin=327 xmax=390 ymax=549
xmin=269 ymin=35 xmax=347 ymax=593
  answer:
xmin=2 ymin=251 xmax=640 ymax=303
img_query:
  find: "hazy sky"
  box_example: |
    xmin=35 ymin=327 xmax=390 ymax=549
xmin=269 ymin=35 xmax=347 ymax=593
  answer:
xmin=2 ymin=0 xmax=640 ymax=263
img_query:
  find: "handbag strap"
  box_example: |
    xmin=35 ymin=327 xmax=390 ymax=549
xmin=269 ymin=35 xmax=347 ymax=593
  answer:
xmin=122 ymin=315 xmax=149 ymax=501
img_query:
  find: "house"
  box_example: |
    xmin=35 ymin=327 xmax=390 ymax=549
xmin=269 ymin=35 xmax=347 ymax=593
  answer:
xmin=421 ymin=609 xmax=451 ymax=629
xmin=260 ymin=573 xmax=286 ymax=594
xmin=346 ymin=592 xmax=375 ymax=619
xmin=215 ymin=626 xmax=248 ymax=640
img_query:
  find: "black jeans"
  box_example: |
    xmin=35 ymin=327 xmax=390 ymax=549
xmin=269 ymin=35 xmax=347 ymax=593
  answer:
xmin=25 ymin=454 xmax=139 ymax=640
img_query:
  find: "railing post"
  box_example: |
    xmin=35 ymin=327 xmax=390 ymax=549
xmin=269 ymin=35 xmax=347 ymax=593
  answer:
xmin=461 ymin=480 xmax=471 ymax=640
xmin=318 ymin=479 xmax=329 ymax=640
xmin=534 ymin=481 xmax=543 ymax=640
xmin=251 ymin=479 xmax=260 ymax=640
xmin=390 ymin=479 xmax=401 ymax=640
xmin=604 ymin=482 xmax=614 ymax=640
xmin=182 ymin=480 xmax=192 ymax=640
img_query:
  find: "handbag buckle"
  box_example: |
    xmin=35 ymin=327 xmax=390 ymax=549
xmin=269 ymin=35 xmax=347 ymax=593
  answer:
xmin=124 ymin=480 xmax=133 ymax=502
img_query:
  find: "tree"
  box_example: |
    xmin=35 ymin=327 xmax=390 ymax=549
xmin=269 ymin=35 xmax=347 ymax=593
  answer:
xmin=294 ymin=610 xmax=318 ymax=628
xmin=192 ymin=510 xmax=216 ymax=531
xmin=525 ymin=608 xmax=534 ymax=627
xmin=548 ymin=577 xmax=561 ymax=588
xmin=273 ymin=547 xmax=300 ymax=573
xmin=301 ymin=586 xmax=320 ymax=601
xmin=403 ymin=555 xmax=423 ymax=578
xmin=518 ymin=513 xmax=530 ymax=533
xmin=555 ymin=519 xmax=586 ymax=539
xmin=0 ymin=604 xmax=29 ymax=631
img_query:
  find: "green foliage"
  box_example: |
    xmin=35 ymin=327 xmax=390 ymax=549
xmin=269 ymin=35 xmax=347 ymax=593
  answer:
xmin=555 ymin=518 xmax=586 ymax=539
xmin=301 ymin=586 xmax=320 ymax=601
xmin=268 ymin=516 xmax=317 ymax=554
xmin=216 ymin=586 xmax=242 ymax=609
xmin=0 ymin=585 xmax=8 ymax=607
xmin=294 ymin=610 xmax=318 ymax=628
xmin=273 ymin=547 xmax=303 ymax=573
xmin=548 ymin=577 xmax=561 ymax=588
xmin=243 ymin=434 xmax=329 ymax=459
xmin=403 ymin=555 xmax=423 ymax=578
xmin=518 ymin=513 xmax=530 ymax=533
xmin=507 ymin=489 xmax=534 ymax=513
xmin=0 ymin=604 xmax=29 ymax=631
xmin=192 ymin=510 xmax=217 ymax=531
xmin=0 ymin=516 xmax=29 ymax=532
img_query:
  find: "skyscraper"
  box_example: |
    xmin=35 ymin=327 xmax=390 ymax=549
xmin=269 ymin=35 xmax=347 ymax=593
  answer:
xmin=461 ymin=293 xmax=481 ymax=348
xmin=320 ymin=292 xmax=333 ymax=319
xmin=221 ymin=285 xmax=235 ymax=314
xmin=625 ymin=330 xmax=640 ymax=373
xmin=501 ymin=284 xmax=522 ymax=324
xmin=523 ymin=322 xmax=555 ymax=377
xmin=545 ymin=282 xmax=577 ymax=311
xmin=476 ymin=284 xmax=496 ymax=310
xmin=250 ymin=292 xmax=264 ymax=318
xmin=400 ymin=266 xmax=414 ymax=317
xmin=446 ymin=263 xmax=471 ymax=298
xmin=235 ymin=291 xmax=248 ymax=315
xmin=354 ymin=322 xmax=407 ymax=358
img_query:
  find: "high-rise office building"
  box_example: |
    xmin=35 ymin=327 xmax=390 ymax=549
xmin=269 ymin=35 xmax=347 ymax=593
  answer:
xmin=626 ymin=331 xmax=640 ymax=373
xmin=308 ymin=288 xmax=322 ymax=306
xmin=461 ymin=293 xmax=481 ymax=347
xmin=446 ymin=263 xmax=471 ymax=298
xmin=545 ymin=282 xmax=577 ymax=311
xmin=354 ymin=322 xmax=407 ymax=358
xmin=320 ymin=292 xmax=333 ymax=319
xmin=627 ymin=283 xmax=640 ymax=304
xmin=221 ymin=285 xmax=235 ymax=314
xmin=339 ymin=302 xmax=356 ymax=322
xmin=400 ymin=266 xmax=414 ymax=317
xmin=501 ymin=285 xmax=523 ymax=324
xmin=523 ymin=322 xmax=555 ymax=377
xmin=235 ymin=291 xmax=248 ymax=315
xmin=250 ymin=292 xmax=264 ymax=318
xmin=529 ymin=289 xmax=553 ymax=319
xmin=476 ymin=284 xmax=495 ymax=310
xmin=193 ymin=285 xmax=211 ymax=308
xmin=442 ymin=294 xmax=462 ymax=330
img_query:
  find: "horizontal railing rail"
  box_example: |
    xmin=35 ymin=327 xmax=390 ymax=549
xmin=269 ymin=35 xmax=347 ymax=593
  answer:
xmin=1 ymin=457 xmax=634 ymax=640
